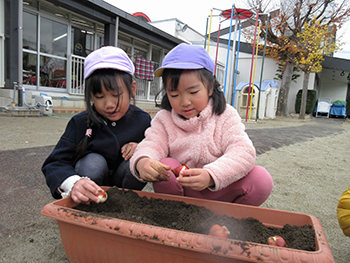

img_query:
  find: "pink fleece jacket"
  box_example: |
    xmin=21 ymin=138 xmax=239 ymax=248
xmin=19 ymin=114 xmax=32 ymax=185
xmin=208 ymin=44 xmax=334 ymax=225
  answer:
xmin=130 ymin=100 xmax=256 ymax=191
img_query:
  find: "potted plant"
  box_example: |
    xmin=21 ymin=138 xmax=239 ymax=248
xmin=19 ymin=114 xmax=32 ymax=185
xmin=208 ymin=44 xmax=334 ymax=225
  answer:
xmin=41 ymin=187 xmax=334 ymax=263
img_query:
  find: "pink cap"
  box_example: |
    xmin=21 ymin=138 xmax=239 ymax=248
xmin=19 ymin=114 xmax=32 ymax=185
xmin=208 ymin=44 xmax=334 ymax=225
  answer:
xmin=84 ymin=46 xmax=134 ymax=79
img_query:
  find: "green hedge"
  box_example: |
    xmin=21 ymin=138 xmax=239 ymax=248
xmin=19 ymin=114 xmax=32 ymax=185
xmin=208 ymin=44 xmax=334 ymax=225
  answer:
xmin=295 ymin=89 xmax=317 ymax=114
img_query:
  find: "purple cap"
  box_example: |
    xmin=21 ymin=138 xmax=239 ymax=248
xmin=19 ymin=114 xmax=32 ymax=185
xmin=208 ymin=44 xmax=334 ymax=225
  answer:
xmin=84 ymin=46 xmax=134 ymax=79
xmin=154 ymin=43 xmax=215 ymax=77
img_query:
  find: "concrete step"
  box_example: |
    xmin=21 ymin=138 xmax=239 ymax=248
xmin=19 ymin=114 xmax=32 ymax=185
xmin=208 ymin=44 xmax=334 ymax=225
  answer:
xmin=0 ymin=103 xmax=160 ymax=118
xmin=0 ymin=106 xmax=41 ymax=117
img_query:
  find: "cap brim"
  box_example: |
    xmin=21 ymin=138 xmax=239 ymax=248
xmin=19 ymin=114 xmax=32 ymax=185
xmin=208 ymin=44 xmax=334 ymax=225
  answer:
xmin=154 ymin=63 xmax=204 ymax=77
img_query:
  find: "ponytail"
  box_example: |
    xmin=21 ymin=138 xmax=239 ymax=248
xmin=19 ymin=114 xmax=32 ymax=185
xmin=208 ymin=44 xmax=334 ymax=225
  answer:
xmin=76 ymin=114 xmax=95 ymax=159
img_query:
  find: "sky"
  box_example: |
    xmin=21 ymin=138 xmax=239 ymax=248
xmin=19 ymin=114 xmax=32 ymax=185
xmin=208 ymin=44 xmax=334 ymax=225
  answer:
xmin=104 ymin=0 xmax=350 ymax=59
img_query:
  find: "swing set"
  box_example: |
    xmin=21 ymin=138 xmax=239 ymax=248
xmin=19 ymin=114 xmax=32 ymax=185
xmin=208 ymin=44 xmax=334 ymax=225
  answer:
xmin=204 ymin=6 xmax=270 ymax=122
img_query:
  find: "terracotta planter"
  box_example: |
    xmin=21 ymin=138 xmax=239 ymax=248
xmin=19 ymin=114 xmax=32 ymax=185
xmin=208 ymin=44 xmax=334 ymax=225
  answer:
xmin=41 ymin=187 xmax=334 ymax=263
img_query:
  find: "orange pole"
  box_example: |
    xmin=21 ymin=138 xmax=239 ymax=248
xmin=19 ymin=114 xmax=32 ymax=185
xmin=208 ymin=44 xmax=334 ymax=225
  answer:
xmin=248 ymin=22 xmax=261 ymax=120
xmin=245 ymin=9 xmax=259 ymax=122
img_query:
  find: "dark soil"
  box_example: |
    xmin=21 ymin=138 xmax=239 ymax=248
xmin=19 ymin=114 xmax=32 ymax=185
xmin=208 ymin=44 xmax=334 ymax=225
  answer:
xmin=74 ymin=187 xmax=315 ymax=251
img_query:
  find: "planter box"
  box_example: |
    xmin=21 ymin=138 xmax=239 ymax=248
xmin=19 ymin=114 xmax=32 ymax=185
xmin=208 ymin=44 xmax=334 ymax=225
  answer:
xmin=41 ymin=188 xmax=334 ymax=263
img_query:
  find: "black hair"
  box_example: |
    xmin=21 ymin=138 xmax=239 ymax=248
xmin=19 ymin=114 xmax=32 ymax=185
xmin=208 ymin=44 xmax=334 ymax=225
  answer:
xmin=76 ymin=68 xmax=135 ymax=158
xmin=155 ymin=68 xmax=226 ymax=115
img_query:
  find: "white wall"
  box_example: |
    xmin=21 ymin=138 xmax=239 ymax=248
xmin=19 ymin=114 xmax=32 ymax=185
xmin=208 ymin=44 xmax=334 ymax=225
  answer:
xmin=318 ymin=73 xmax=347 ymax=101
xmin=285 ymin=72 xmax=315 ymax=112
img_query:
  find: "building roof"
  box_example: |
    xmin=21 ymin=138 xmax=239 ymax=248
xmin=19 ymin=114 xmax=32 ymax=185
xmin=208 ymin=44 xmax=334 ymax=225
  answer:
xmin=47 ymin=0 xmax=183 ymax=50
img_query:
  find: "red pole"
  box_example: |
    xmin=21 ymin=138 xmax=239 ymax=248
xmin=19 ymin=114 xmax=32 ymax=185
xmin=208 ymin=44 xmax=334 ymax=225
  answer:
xmin=214 ymin=23 xmax=221 ymax=74
xmin=245 ymin=10 xmax=259 ymax=122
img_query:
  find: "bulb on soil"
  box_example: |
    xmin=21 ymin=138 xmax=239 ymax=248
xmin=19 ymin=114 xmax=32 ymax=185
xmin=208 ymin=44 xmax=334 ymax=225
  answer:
xmin=209 ymin=224 xmax=230 ymax=238
xmin=267 ymin=236 xmax=287 ymax=247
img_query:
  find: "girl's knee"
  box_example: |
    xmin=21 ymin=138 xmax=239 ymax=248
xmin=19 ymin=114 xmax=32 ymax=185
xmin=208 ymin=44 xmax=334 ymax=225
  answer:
xmin=160 ymin=158 xmax=181 ymax=168
xmin=234 ymin=166 xmax=273 ymax=206
xmin=249 ymin=166 xmax=274 ymax=192
xmin=153 ymin=175 xmax=184 ymax=196
xmin=75 ymin=153 xmax=108 ymax=183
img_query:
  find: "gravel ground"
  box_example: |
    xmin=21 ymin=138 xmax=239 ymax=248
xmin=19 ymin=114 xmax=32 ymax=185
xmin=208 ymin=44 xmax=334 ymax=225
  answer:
xmin=0 ymin=113 xmax=349 ymax=262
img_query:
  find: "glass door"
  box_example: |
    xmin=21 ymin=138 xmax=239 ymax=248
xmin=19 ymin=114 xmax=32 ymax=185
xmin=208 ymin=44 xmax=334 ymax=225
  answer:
xmin=39 ymin=16 xmax=68 ymax=89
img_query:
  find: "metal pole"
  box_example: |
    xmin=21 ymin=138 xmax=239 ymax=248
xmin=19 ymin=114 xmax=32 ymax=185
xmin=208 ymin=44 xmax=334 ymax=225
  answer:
xmin=228 ymin=14 xmax=239 ymax=105
xmin=204 ymin=17 xmax=209 ymax=49
xmin=232 ymin=24 xmax=241 ymax=107
xmin=223 ymin=5 xmax=235 ymax=97
xmin=214 ymin=22 xmax=221 ymax=74
xmin=245 ymin=9 xmax=259 ymax=122
xmin=256 ymin=14 xmax=270 ymax=121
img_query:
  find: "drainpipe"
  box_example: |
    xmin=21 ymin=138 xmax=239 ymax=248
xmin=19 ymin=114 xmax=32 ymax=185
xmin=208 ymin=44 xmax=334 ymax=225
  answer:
xmin=115 ymin=16 xmax=119 ymax=47
xmin=18 ymin=0 xmax=23 ymax=106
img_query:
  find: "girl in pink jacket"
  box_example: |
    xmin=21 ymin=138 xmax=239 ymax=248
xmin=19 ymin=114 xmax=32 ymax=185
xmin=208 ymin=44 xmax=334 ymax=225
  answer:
xmin=130 ymin=43 xmax=273 ymax=206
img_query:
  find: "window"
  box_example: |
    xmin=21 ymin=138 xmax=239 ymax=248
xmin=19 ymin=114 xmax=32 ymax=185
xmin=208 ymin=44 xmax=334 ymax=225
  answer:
xmin=23 ymin=12 xmax=37 ymax=51
xmin=134 ymin=40 xmax=148 ymax=59
xmin=22 ymin=1 xmax=104 ymax=92
xmin=151 ymin=47 xmax=161 ymax=69
xmin=40 ymin=17 xmax=67 ymax=57
xmin=216 ymin=64 xmax=225 ymax=86
xmin=23 ymin=53 xmax=37 ymax=85
xmin=40 ymin=56 xmax=67 ymax=88
xmin=97 ymin=36 xmax=104 ymax=49
xmin=151 ymin=47 xmax=161 ymax=99
xmin=23 ymin=11 xmax=38 ymax=85
xmin=71 ymin=27 xmax=94 ymax=57
xmin=118 ymin=34 xmax=133 ymax=57
xmin=241 ymin=86 xmax=257 ymax=107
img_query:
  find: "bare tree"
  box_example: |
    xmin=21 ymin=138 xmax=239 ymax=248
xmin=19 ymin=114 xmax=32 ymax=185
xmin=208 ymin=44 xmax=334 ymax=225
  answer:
xmin=245 ymin=0 xmax=350 ymax=117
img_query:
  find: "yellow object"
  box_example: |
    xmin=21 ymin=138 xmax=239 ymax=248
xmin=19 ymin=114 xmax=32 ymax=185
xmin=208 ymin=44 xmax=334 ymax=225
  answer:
xmin=206 ymin=9 xmax=213 ymax=53
xmin=248 ymin=22 xmax=261 ymax=120
xmin=337 ymin=186 xmax=350 ymax=236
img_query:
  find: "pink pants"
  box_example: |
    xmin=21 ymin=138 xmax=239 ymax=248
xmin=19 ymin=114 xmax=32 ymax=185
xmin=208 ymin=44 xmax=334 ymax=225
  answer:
xmin=153 ymin=158 xmax=273 ymax=206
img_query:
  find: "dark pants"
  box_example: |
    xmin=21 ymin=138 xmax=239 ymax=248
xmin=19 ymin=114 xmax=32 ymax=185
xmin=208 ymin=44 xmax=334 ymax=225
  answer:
xmin=75 ymin=153 xmax=146 ymax=190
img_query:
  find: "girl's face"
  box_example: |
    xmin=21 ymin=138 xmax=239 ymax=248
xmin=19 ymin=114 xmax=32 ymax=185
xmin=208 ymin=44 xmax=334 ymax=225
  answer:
xmin=92 ymin=79 xmax=136 ymax=122
xmin=166 ymin=70 xmax=213 ymax=119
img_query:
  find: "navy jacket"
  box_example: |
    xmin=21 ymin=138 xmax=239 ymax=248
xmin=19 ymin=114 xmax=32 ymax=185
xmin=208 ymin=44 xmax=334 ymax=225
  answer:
xmin=42 ymin=106 xmax=151 ymax=198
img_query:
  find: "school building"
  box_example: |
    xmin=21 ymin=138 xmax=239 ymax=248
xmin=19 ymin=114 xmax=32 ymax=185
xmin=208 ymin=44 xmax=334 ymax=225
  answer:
xmin=1 ymin=0 xmax=349 ymax=117
xmin=0 ymin=0 xmax=183 ymax=113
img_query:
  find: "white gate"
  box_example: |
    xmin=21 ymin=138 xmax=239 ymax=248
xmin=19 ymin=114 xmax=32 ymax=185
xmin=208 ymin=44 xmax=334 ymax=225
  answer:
xmin=69 ymin=54 xmax=85 ymax=95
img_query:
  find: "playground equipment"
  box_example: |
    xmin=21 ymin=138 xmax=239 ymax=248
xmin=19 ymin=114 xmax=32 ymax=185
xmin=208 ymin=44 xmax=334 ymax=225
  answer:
xmin=234 ymin=80 xmax=279 ymax=119
xmin=205 ymin=6 xmax=272 ymax=121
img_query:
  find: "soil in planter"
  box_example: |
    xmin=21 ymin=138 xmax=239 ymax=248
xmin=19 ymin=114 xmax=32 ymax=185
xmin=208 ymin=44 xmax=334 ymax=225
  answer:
xmin=74 ymin=187 xmax=315 ymax=251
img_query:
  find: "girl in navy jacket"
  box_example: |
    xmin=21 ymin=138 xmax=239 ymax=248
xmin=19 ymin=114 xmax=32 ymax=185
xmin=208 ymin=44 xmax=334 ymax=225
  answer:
xmin=42 ymin=47 xmax=151 ymax=204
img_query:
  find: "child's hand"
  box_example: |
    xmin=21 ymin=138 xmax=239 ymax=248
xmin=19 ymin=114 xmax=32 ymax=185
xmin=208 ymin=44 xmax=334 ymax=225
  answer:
xmin=176 ymin=168 xmax=214 ymax=191
xmin=121 ymin=142 xmax=138 ymax=160
xmin=136 ymin=158 xmax=171 ymax=182
xmin=70 ymin=178 xmax=103 ymax=204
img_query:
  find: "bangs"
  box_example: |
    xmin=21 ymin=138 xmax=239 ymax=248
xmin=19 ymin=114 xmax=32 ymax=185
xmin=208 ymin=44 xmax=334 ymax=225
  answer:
xmin=163 ymin=69 xmax=183 ymax=91
xmin=89 ymin=69 xmax=120 ymax=95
